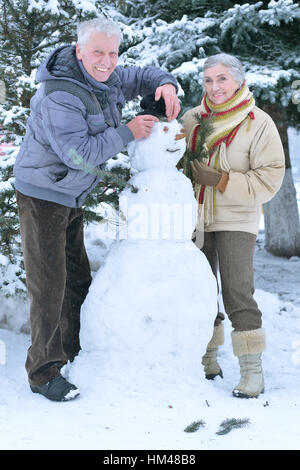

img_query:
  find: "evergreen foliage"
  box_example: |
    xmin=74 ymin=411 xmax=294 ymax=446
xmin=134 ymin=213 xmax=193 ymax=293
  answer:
xmin=118 ymin=0 xmax=238 ymax=22
xmin=216 ymin=417 xmax=251 ymax=435
xmin=0 ymin=152 xmax=18 ymax=259
xmin=82 ymin=164 xmax=135 ymax=225
xmin=184 ymin=419 xmax=206 ymax=432
xmin=0 ymin=149 xmax=26 ymax=296
xmin=182 ymin=112 xmax=214 ymax=180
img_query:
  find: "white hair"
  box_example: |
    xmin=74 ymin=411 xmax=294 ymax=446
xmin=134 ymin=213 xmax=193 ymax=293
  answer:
xmin=203 ymin=53 xmax=245 ymax=87
xmin=77 ymin=17 xmax=122 ymax=48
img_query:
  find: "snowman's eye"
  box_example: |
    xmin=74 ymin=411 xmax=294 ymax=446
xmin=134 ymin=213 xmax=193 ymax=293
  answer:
xmin=163 ymin=126 xmax=169 ymax=132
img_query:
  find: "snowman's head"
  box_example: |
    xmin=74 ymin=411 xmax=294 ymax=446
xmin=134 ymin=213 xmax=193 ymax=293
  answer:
xmin=128 ymin=120 xmax=186 ymax=172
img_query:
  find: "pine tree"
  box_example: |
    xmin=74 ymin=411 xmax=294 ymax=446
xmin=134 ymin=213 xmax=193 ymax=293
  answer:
xmin=0 ymin=0 xmax=132 ymax=295
xmin=0 ymin=149 xmax=26 ymax=296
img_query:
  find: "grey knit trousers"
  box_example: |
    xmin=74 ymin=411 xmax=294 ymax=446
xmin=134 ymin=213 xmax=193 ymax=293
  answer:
xmin=16 ymin=191 xmax=92 ymax=386
xmin=201 ymin=231 xmax=262 ymax=331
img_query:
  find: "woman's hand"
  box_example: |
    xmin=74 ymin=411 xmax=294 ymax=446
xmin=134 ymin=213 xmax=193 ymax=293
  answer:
xmin=190 ymin=160 xmax=229 ymax=193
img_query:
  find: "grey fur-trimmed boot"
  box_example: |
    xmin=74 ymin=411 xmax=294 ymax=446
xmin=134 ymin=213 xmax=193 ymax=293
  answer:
xmin=201 ymin=322 xmax=224 ymax=380
xmin=231 ymin=328 xmax=266 ymax=398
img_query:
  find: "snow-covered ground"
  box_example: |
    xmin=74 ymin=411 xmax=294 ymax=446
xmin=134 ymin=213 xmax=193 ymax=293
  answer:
xmin=1 ymin=224 xmax=300 ymax=451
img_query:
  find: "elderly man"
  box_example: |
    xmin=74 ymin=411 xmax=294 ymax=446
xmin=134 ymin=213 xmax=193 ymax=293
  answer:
xmin=14 ymin=17 xmax=180 ymax=402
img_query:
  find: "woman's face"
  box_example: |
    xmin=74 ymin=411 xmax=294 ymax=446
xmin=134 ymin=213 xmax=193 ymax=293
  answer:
xmin=203 ymin=63 xmax=240 ymax=105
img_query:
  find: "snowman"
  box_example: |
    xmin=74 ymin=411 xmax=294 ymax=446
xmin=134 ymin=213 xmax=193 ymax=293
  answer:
xmin=71 ymin=96 xmax=218 ymax=383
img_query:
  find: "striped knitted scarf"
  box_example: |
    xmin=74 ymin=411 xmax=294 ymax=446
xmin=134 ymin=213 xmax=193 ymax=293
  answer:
xmin=189 ymin=82 xmax=255 ymax=226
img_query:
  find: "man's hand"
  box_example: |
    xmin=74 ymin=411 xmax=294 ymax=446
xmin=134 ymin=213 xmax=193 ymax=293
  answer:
xmin=190 ymin=160 xmax=229 ymax=193
xmin=155 ymin=84 xmax=180 ymax=122
xmin=126 ymin=114 xmax=159 ymax=140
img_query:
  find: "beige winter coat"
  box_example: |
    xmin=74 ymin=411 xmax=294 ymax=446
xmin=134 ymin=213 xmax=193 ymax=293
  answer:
xmin=181 ymin=105 xmax=285 ymax=235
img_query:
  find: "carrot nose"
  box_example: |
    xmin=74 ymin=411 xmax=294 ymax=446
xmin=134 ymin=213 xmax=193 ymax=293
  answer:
xmin=175 ymin=129 xmax=186 ymax=141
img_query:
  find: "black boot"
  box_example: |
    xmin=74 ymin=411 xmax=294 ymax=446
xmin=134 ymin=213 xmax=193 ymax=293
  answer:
xmin=30 ymin=375 xmax=80 ymax=402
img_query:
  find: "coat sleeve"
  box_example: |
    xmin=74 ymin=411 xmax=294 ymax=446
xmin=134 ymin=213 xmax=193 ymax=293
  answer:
xmin=116 ymin=65 xmax=178 ymax=101
xmin=221 ymin=117 xmax=285 ymax=206
xmin=40 ymin=91 xmax=131 ymax=170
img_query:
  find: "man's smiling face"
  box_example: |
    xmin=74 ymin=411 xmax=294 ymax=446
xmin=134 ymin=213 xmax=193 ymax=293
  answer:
xmin=76 ymin=32 xmax=119 ymax=82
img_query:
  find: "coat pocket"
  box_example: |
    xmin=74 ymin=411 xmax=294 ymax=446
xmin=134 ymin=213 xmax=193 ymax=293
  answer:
xmin=87 ymin=113 xmax=107 ymax=135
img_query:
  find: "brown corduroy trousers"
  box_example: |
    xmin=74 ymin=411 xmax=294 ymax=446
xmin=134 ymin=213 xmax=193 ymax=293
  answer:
xmin=201 ymin=231 xmax=262 ymax=331
xmin=16 ymin=191 xmax=92 ymax=386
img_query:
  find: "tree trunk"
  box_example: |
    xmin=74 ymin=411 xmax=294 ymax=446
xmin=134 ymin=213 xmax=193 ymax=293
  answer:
xmin=261 ymin=103 xmax=300 ymax=257
xmin=264 ymin=168 xmax=300 ymax=257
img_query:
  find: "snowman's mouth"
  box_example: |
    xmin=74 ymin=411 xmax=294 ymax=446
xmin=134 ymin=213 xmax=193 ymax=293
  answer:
xmin=166 ymin=148 xmax=180 ymax=153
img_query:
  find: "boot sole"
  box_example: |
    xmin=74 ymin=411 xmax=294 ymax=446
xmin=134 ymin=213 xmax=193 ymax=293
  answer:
xmin=232 ymin=388 xmax=264 ymax=399
xmin=205 ymin=370 xmax=223 ymax=380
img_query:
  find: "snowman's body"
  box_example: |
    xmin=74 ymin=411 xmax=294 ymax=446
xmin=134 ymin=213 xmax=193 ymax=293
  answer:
xmin=77 ymin=121 xmax=217 ymax=377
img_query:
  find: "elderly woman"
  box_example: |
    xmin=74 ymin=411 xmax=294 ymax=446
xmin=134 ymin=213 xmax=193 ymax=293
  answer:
xmin=182 ymin=53 xmax=285 ymax=398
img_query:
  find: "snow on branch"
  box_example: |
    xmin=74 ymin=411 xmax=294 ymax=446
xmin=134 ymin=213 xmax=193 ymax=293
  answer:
xmin=245 ymin=64 xmax=300 ymax=105
xmin=259 ymin=0 xmax=300 ymax=26
xmin=119 ymin=15 xmax=217 ymax=70
xmin=28 ymin=0 xmax=97 ymax=15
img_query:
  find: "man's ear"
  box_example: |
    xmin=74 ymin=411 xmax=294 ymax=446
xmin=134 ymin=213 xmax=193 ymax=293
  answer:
xmin=75 ymin=43 xmax=82 ymax=60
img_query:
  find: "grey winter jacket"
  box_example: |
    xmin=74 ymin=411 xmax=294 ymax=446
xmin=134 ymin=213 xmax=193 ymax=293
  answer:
xmin=14 ymin=45 xmax=178 ymax=207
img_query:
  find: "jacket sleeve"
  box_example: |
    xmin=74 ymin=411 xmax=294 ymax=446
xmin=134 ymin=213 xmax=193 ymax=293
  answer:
xmin=116 ymin=65 xmax=178 ymax=101
xmin=40 ymin=91 xmax=131 ymax=170
xmin=221 ymin=117 xmax=285 ymax=206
